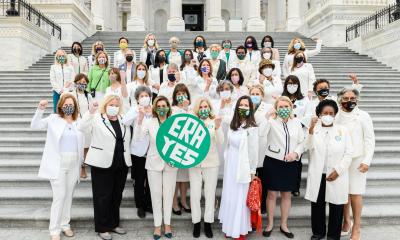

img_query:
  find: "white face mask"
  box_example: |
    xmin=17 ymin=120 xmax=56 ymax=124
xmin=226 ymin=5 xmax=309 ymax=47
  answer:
xmin=138 ymin=96 xmax=151 ymax=107
xmin=106 ymin=106 xmax=119 ymax=117
xmin=262 ymin=68 xmax=273 ymax=77
xmin=220 ymin=90 xmax=231 ymax=99
xmin=137 ymin=70 xmax=146 ymax=79
xmin=264 ymin=42 xmax=272 ymax=48
xmin=263 ymin=52 xmax=272 ymax=59
xmin=321 ymin=115 xmax=334 ymax=126
xmin=287 ymin=84 xmax=298 ymax=94
xmin=147 ymin=39 xmax=155 ymax=46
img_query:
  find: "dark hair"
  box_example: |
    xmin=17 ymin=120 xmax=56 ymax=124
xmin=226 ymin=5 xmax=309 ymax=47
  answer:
xmin=172 ymin=83 xmax=191 ymax=106
xmin=154 ymin=49 xmax=168 ymax=68
xmin=152 ymin=95 xmax=172 ymax=118
xmin=193 ymin=35 xmax=207 ymax=51
xmin=261 ymin=35 xmax=275 ymax=48
xmin=313 ymin=79 xmax=331 ymax=93
xmin=282 ymin=75 xmax=304 ymax=100
xmin=108 ymin=67 xmax=122 ymax=83
xmin=226 ymin=68 xmax=244 ymax=86
xmin=74 ymin=73 xmax=89 ymax=84
xmin=134 ymin=86 xmax=152 ymax=101
xmin=180 ymin=49 xmax=194 ymax=71
xmin=197 ymin=59 xmax=213 ymax=77
xmin=221 ymin=39 xmax=232 ymax=48
xmin=244 ymin=36 xmax=259 ymax=50
xmin=230 ymin=95 xmax=257 ymax=131
xmin=71 ymin=42 xmax=83 ymax=55
xmin=315 ymin=99 xmax=339 ymax=117
xmin=235 ymin=45 xmax=247 ymax=54
xmin=119 ymin=37 xmax=129 ymax=43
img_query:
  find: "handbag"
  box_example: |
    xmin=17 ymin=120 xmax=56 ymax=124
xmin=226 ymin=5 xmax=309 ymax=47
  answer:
xmin=90 ymin=69 xmax=107 ymax=98
xmin=246 ymin=176 xmax=263 ymax=233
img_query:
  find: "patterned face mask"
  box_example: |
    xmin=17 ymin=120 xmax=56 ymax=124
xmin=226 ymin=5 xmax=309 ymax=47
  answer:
xmin=156 ymin=107 xmax=169 ymax=117
xmin=57 ymin=55 xmax=66 ymax=64
xmin=238 ymin=107 xmax=250 ymax=118
xmin=277 ymin=107 xmax=291 ymax=119
xmin=76 ymin=83 xmax=87 ymax=91
xmin=176 ymin=95 xmax=187 ymax=104
xmin=198 ymin=108 xmax=210 ymax=119
xmin=62 ymin=104 xmax=75 ymax=116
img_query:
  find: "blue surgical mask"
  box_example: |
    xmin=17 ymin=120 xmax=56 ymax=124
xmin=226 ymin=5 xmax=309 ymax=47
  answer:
xmin=294 ymin=42 xmax=302 ymax=50
xmin=250 ymin=95 xmax=261 ymax=106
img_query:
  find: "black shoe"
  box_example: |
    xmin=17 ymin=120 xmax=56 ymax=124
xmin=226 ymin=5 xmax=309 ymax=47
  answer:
xmin=164 ymin=232 xmax=173 ymax=239
xmin=172 ymin=207 xmax=181 ymax=215
xmin=262 ymin=227 xmax=273 ymax=237
xmin=204 ymin=222 xmax=213 ymax=238
xmin=137 ymin=207 xmax=146 ymax=218
xmin=153 ymin=234 xmax=161 ymax=240
xmin=310 ymin=235 xmax=324 ymax=240
xmin=193 ymin=222 xmax=201 ymax=238
xmin=292 ymin=191 xmax=300 ymax=197
xmin=261 ymin=209 xmax=267 ymax=214
xmin=145 ymin=206 xmax=153 ymax=214
xmin=280 ymin=226 xmax=294 ymax=238
xmin=179 ymin=202 xmax=191 ymax=213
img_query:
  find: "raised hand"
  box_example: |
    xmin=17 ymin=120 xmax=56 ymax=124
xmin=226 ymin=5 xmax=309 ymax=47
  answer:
xmin=38 ymin=100 xmax=48 ymax=110
xmin=89 ymin=101 xmax=99 ymax=114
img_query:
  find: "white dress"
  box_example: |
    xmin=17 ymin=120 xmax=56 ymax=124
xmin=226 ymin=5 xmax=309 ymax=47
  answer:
xmin=218 ymin=129 xmax=251 ymax=238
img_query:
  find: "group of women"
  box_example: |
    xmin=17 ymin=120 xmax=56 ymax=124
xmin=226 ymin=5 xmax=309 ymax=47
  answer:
xmin=37 ymin=33 xmax=375 ymax=240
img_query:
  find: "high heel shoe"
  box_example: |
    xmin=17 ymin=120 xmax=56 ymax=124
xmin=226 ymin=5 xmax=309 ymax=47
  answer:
xmin=280 ymin=226 xmax=294 ymax=239
xmin=172 ymin=206 xmax=181 ymax=215
xmin=179 ymin=202 xmax=191 ymax=213
xmin=262 ymin=227 xmax=273 ymax=237
xmin=341 ymin=221 xmax=353 ymax=236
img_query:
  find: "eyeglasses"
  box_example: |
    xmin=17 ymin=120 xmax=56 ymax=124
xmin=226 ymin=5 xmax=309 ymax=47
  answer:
xmin=342 ymin=97 xmax=357 ymax=101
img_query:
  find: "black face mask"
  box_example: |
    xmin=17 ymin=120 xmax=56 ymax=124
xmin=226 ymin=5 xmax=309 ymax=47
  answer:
xmin=73 ymin=48 xmax=81 ymax=54
xmin=126 ymin=55 xmax=133 ymax=62
xmin=295 ymin=56 xmax=304 ymax=63
xmin=341 ymin=101 xmax=357 ymax=111
xmin=168 ymin=73 xmax=176 ymax=82
xmin=317 ymin=88 xmax=330 ymax=97
xmin=158 ymin=56 xmax=166 ymax=63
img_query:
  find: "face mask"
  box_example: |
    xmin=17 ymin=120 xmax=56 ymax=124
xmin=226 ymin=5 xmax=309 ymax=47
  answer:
xmin=210 ymin=51 xmax=219 ymax=59
xmin=317 ymin=88 xmax=330 ymax=97
xmin=156 ymin=107 xmax=169 ymax=117
xmin=223 ymin=44 xmax=231 ymax=49
xmin=237 ymin=54 xmax=245 ymax=60
xmin=200 ymin=66 xmax=209 ymax=73
xmin=106 ymin=106 xmax=119 ymax=117
xmin=195 ymin=41 xmax=204 ymax=47
xmin=184 ymin=56 xmax=192 ymax=62
xmin=76 ymin=83 xmax=87 ymax=91
xmin=62 ymin=105 xmax=75 ymax=116
xmin=263 ymin=53 xmax=272 ymax=59
xmin=176 ymin=95 xmax=187 ymax=104
xmin=262 ymin=68 xmax=273 ymax=77
xmin=264 ymin=42 xmax=272 ymax=48
xmin=321 ymin=115 xmax=334 ymax=126
xmin=147 ymin=39 xmax=155 ymax=46
xmin=220 ymin=90 xmax=231 ymax=99
xmin=287 ymin=84 xmax=298 ymax=94
xmin=95 ymin=47 xmax=103 ymax=53
xmin=138 ymin=96 xmax=151 ymax=107
xmin=109 ymin=74 xmax=117 ymax=82
xmin=57 ymin=56 xmax=66 ymax=64
xmin=137 ymin=70 xmax=146 ymax=79
xmin=246 ymin=42 xmax=253 ymax=48
xmin=238 ymin=107 xmax=250 ymax=117
xmin=295 ymin=56 xmax=304 ymax=63
xmin=120 ymin=42 xmax=128 ymax=50
xmin=231 ymin=75 xmax=240 ymax=84
xmin=168 ymin=73 xmax=176 ymax=82
xmin=170 ymin=42 xmax=178 ymax=49
xmin=250 ymin=95 xmax=261 ymax=106
xmin=98 ymin=58 xmax=106 ymax=65
xmin=198 ymin=108 xmax=210 ymax=119
xmin=277 ymin=107 xmax=291 ymax=119
xmin=158 ymin=56 xmax=166 ymax=62
xmin=341 ymin=101 xmax=357 ymax=111
xmin=294 ymin=42 xmax=302 ymax=50
xmin=126 ymin=55 xmax=133 ymax=62
xmin=73 ymin=47 xmax=81 ymax=54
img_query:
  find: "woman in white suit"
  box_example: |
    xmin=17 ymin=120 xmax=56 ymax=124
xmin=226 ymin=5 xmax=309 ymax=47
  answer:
xmin=218 ymin=95 xmax=259 ymax=239
xmin=335 ymin=88 xmax=375 ymax=240
xmin=218 ymin=40 xmax=236 ymax=72
xmin=134 ymin=95 xmax=177 ymax=240
xmin=79 ymin=94 xmax=132 ymax=240
xmin=190 ymin=97 xmax=223 ymax=238
xmin=306 ymin=99 xmax=353 ymax=240
xmin=31 ymin=93 xmax=84 ymax=240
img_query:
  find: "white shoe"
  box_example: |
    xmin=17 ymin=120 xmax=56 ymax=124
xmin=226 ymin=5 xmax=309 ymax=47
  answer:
xmin=112 ymin=227 xmax=127 ymax=235
xmin=50 ymin=235 xmax=61 ymax=240
xmin=62 ymin=229 xmax=75 ymax=237
xmin=341 ymin=221 xmax=353 ymax=236
xmin=98 ymin=232 xmax=112 ymax=240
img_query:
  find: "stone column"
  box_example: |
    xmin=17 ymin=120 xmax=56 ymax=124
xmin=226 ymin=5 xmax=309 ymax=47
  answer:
xmin=274 ymin=0 xmax=286 ymax=31
xmin=206 ymin=0 xmax=225 ymax=31
xmin=91 ymin=0 xmax=105 ymax=30
xmin=127 ymin=0 xmax=145 ymax=31
xmin=287 ymin=0 xmax=302 ymax=31
xmin=246 ymin=0 xmax=266 ymax=31
xmin=266 ymin=0 xmax=276 ymax=31
xmin=167 ymin=0 xmax=185 ymax=31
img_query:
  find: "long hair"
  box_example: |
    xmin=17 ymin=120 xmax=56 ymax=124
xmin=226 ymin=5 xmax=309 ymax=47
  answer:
xmin=282 ymin=75 xmax=304 ymax=100
xmin=152 ymin=95 xmax=172 ymax=118
xmin=193 ymin=35 xmax=207 ymax=51
xmin=172 ymin=83 xmax=191 ymax=106
xmin=291 ymin=51 xmax=307 ymax=72
xmin=57 ymin=93 xmax=79 ymax=121
xmin=230 ymin=95 xmax=257 ymax=131
xmin=261 ymin=35 xmax=275 ymax=48
xmin=244 ymin=36 xmax=259 ymax=50
xmin=71 ymin=42 xmax=83 ymax=55
xmin=193 ymin=97 xmax=216 ymax=120
xmin=180 ymin=49 xmax=194 ymax=71
xmin=288 ymin=38 xmax=305 ymax=54
xmin=154 ymin=49 xmax=168 ymax=68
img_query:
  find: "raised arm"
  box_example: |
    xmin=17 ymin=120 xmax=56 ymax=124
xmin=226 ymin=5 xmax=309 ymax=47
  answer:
xmin=31 ymin=100 xmax=51 ymax=130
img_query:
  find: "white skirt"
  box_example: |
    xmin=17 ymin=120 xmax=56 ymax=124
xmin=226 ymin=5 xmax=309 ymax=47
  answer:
xmin=176 ymin=169 xmax=189 ymax=182
xmin=349 ymin=156 xmax=367 ymax=194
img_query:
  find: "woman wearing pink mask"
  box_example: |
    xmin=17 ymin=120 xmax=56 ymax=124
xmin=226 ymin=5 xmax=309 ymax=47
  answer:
xmin=226 ymin=68 xmax=249 ymax=102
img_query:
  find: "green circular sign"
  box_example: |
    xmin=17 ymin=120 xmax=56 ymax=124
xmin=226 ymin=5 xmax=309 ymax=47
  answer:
xmin=156 ymin=113 xmax=211 ymax=169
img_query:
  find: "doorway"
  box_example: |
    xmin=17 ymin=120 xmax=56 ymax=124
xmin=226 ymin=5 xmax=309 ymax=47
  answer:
xmin=182 ymin=4 xmax=204 ymax=31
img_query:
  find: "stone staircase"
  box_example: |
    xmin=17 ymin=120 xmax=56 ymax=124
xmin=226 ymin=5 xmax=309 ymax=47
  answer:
xmin=0 ymin=32 xmax=400 ymax=232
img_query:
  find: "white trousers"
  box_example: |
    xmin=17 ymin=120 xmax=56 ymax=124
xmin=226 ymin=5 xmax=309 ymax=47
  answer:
xmin=147 ymin=169 xmax=177 ymax=227
xmin=49 ymin=153 xmax=79 ymax=235
xmin=189 ymin=167 xmax=219 ymax=223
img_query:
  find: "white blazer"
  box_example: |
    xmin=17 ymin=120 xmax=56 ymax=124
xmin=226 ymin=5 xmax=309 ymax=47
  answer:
xmin=305 ymin=123 xmax=353 ymax=204
xmin=182 ymin=74 xmax=218 ymax=103
xmin=218 ymin=49 xmax=237 ymax=71
xmin=335 ymin=107 xmax=375 ymax=165
xmin=67 ymin=54 xmax=88 ymax=74
xmin=197 ymin=118 xmax=224 ymax=168
xmin=254 ymin=102 xmax=273 ymax=168
xmin=114 ymin=49 xmax=136 ymax=67
xmin=31 ymin=109 xmax=84 ymax=180
xmin=140 ymin=47 xmax=157 ymax=64
xmin=79 ymin=112 xmax=132 ymax=168
xmin=289 ymin=63 xmax=316 ymax=96
xmin=245 ymin=50 xmax=261 ymax=66
xmin=50 ymin=64 xmax=75 ymax=93
xmin=224 ymin=127 xmax=259 ymax=183
xmin=134 ymin=117 xmax=178 ymax=172
xmin=232 ymin=59 xmax=257 ymax=87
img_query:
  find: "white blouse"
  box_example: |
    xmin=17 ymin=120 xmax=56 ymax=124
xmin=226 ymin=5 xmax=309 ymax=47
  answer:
xmin=67 ymin=54 xmax=88 ymax=74
xmin=60 ymin=125 xmax=78 ymax=153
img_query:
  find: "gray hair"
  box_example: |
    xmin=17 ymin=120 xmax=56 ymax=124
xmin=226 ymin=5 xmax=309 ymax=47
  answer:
xmin=167 ymin=63 xmax=179 ymax=71
xmin=337 ymin=87 xmax=360 ymax=103
xmin=216 ymin=80 xmax=234 ymax=94
xmin=134 ymin=86 xmax=152 ymax=101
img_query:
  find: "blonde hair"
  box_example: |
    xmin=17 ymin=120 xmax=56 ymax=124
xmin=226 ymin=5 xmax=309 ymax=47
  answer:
xmin=288 ymin=38 xmax=305 ymax=54
xmin=95 ymin=51 xmax=109 ymax=68
xmin=192 ymin=97 xmax=216 ymax=120
xmin=273 ymin=96 xmax=294 ymax=119
xmin=209 ymin=44 xmax=221 ymax=52
xmin=134 ymin=62 xmax=150 ymax=85
xmin=100 ymin=95 xmax=123 ymax=115
xmin=143 ymin=33 xmax=159 ymax=49
xmin=54 ymin=49 xmax=69 ymax=65
xmin=249 ymin=84 xmax=265 ymax=98
xmin=91 ymin=41 xmax=105 ymax=56
xmin=169 ymin=36 xmax=180 ymax=44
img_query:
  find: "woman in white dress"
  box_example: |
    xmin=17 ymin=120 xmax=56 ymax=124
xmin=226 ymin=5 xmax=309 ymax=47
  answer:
xmin=289 ymin=51 xmax=316 ymax=99
xmin=335 ymin=88 xmax=375 ymax=240
xmin=67 ymin=42 xmax=88 ymax=75
xmin=218 ymin=95 xmax=259 ymax=239
xmin=149 ymin=50 xmax=169 ymax=97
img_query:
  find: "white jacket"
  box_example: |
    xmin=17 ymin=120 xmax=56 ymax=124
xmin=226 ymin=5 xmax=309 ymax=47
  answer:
xmin=218 ymin=49 xmax=237 ymax=71
xmin=50 ymin=64 xmax=75 ymax=93
xmin=335 ymin=107 xmax=375 ymax=165
xmin=79 ymin=112 xmax=132 ymax=168
xmin=197 ymin=118 xmax=224 ymax=168
xmin=114 ymin=49 xmax=136 ymax=67
xmin=182 ymin=71 xmax=218 ymax=103
xmin=67 ymin=54 xmax=88 ymax=74
xmin=31 ymin=109 xmax=84 ymax=180
xmin=305 ymin=123 xmax=353 ymax=204
xmin=254 ymin=102 xmax=273 ymax=168
xmin=289 ymin=63 xmax=316 ymax=96
xmin=224 ymin=127 xmax=259 ymax=183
